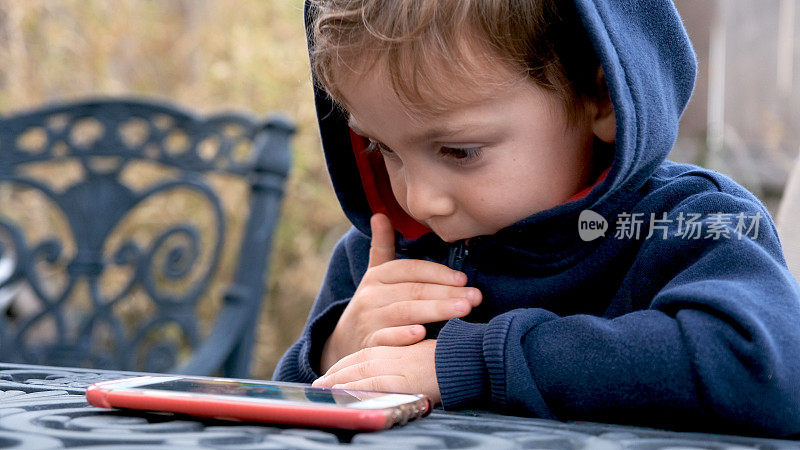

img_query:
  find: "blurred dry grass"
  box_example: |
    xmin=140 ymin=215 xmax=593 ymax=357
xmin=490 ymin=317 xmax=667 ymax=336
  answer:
xmin=0 ymin=0 xmax=350 ymax=377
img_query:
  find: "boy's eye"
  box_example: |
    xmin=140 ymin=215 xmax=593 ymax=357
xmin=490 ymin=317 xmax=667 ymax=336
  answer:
xmin=365 ymin=139 xmax=395 ymax=156
xmin=439 ymin=146 xmax=482 ymax=165
xmin=364 ymin=138 xmax=482 ymax=166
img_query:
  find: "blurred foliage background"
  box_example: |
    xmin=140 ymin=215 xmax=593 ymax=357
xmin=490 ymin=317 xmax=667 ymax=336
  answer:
xmin=0 ymin=0 xmax=349 ymax=378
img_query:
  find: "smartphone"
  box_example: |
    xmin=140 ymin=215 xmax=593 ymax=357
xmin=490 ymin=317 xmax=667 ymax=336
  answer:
xmin=86 ymin=376 xmax=431 ymax=431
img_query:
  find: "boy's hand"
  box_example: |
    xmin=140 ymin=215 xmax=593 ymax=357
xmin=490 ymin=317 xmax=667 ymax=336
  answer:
xmin=319 ymin=213 xmax=481 ymax=373
xmin=313 ymin=339 xmax=441 ymax=405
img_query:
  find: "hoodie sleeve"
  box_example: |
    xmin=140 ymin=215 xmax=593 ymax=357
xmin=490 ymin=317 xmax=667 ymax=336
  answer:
xmin=435 ymin=191 xmax=800 ymax=437
xmin=273 ymin=226 xmax=369 ymax=383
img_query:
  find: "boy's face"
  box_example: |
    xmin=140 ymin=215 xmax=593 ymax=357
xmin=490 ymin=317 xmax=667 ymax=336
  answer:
xmin=340 ymin=65 xmax=603 ymax=243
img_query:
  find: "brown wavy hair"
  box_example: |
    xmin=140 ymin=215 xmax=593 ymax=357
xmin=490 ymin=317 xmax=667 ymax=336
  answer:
xmin=309 ymin=0 xmax=602 ymax=121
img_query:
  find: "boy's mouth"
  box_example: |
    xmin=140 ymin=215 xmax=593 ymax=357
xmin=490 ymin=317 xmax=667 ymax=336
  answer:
xmin=423 ymin=217 xmax=476 ymax=243
xmin=432 ymin=228 xmax=469 ymax=243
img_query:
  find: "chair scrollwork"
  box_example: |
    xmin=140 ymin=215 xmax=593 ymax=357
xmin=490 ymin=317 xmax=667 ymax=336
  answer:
xmin=0 ymin=98 xmax=294 ymax=376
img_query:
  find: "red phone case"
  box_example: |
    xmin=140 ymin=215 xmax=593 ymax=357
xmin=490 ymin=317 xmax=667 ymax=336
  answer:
xmin=86 ymin=377 xmax=431 ymax=431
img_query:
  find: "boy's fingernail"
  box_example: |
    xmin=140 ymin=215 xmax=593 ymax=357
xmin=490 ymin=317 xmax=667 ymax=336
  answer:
xmin=467 ymin=289 xmax=481 ymax=301
xmin=454 ymin=300 xmax=468 ymax=314
xmin=453 ymin=272 xmax=466 ymax=283
xmin=332 ymin=384 xmax=344 ymax=389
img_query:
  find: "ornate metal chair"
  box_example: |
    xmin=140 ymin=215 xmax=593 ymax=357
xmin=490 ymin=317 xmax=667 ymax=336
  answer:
xmin=0 ymin=98 xmax=294 ymax=377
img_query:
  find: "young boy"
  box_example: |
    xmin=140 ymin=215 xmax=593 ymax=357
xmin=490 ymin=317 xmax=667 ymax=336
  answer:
xmin=275 ymin=0 xmax=800 ymax=436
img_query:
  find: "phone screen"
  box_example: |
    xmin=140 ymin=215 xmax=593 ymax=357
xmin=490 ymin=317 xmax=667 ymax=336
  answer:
xmin=133 ymin=378 xmax=405 ymax=408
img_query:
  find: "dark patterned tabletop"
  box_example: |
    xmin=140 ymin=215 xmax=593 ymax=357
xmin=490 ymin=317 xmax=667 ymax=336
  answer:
xmin=0 ymin=363 xmax=797 ymax=449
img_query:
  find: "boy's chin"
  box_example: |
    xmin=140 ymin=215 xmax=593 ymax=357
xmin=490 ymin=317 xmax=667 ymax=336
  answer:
xmin=434 ymin=231 xmax=474 ymax=244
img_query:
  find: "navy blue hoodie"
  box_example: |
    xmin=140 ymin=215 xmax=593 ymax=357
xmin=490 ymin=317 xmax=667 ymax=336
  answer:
xmin=275 ymin=0 xmax=800 ymax=436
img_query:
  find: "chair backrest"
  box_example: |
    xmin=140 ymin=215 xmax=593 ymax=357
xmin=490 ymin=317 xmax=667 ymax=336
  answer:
xmin=0 ymin=98 xmax=294 ymax=377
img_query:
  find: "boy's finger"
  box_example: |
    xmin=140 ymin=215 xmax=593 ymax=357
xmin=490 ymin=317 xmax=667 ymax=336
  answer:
xmin=377 ymin=299 xmax=474 ymax=327
xmin=322 ymin=360 xmax=398 ymax=386
xmin=367 ymin=213 xmax=396 ymax=268
xmin=315 ymin=355 xmax=406 ymax=390
xmin=322 ymin=375 xmax=407 ymax=395
xmin=323 ymin=346 xmax=400 ymax=377
xmin=365 ymin=324 xmax=426 ymax=348
xmin=374 ymin=258 xmax=467 ymax=286
xmin=328 ymin=376 xmax=408 ymax=395
xmin=382 ymin=283 xmax=482 ymax=306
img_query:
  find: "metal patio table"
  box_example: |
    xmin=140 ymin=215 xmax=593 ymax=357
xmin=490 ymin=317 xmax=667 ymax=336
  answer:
xmin=0 ymin=362 xmax=796 ymax=449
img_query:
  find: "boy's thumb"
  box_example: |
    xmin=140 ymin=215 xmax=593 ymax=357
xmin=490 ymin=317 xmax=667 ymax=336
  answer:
xmin=368 ymin=213 xmax=396 ymax=268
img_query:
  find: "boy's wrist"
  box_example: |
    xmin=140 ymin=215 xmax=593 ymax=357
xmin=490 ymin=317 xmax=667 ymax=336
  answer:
xmin=319 ymin=330 xmax=341 ymax=374
xmin=305 ymin=298 xmax=352 ymax=377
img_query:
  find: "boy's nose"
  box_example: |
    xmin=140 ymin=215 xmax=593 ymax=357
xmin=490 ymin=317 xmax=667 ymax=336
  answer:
xmin=404 ymin=175 xmax=456 ymax=222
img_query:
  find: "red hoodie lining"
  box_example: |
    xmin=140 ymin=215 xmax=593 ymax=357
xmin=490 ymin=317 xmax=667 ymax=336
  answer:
xmin=567 ymin=166 xmax=610 ymax=202
xmin=349 ymin=130 xmax=609 ymax=239
xmin=350 ymin=130 xmax=431 ymax=239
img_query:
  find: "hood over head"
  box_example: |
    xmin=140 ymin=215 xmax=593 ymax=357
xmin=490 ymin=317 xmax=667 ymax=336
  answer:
xmin=303 ymin=0 xmax=697 ymax=251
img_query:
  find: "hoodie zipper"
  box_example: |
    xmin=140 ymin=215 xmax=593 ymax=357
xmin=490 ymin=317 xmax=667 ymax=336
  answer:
xmin=420 ymin=239 xmax=469 ymax=338
xmin=447 ymin=240 xmax=469 ymax=271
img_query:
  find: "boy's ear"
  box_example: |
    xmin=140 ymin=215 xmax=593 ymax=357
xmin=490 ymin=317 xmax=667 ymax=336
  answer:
xmin=589 ymin=67 xmax=616 ymax=143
